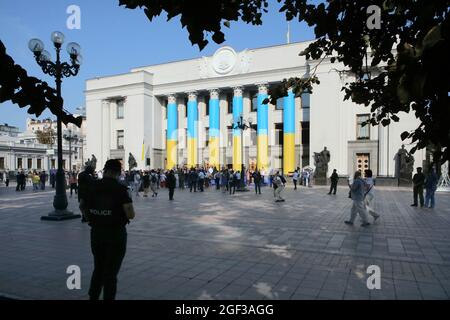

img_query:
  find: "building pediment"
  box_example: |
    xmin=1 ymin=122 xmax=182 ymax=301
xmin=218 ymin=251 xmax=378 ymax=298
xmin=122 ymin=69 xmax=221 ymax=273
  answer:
xmin=199 ymin=46 xmax=251 ymax=79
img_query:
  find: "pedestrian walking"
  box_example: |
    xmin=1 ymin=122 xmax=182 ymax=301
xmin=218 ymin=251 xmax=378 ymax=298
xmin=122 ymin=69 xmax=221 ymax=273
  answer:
xmin=424 ymin=167 xmax=438 ymax=209
xmin=253 ymin=169 xmax=262 ymax=194
xmin=229 ymin=170 xmax=236 ymax=194
xmin=214 ymin=171 xmax=221 ymax=190
xmin=198 ymin=170 xmax=205 ymax=192
xmin=411 ymin=167 xmax=425 ymax=207
xmin=328 ymin=169 xmax=339 ymax=195
xmin=167 ymin=170 xmax=176 ymax=200
xmin=189 ymin=169 xmax=198 ymax=192
xmin=292 ymin=170 xmax=299 ymax=190
xmin=142 ymin=171 xmax=150 ymax=197
xmin=32 ymin=171 xmax=40 ymax=192
xmin=364 ymin=169 xmax=379 ymax=221
xmin=79 ymin=159 xmax=135 ymax=300
xmin=273 ymin=171 xmax=286 ymax=202
xmin=150 ymin=170 xmax=158 ymax=197
xmin=69 ymin=171 xmax=78 ymax=197
xmin=133 ymin=171 xmax=141 ymax=197
xmin=345 ymin=171 xmax=370 ymax=227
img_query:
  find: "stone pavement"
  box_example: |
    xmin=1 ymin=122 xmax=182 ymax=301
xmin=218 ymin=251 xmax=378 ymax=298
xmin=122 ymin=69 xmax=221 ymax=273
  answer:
xmin=0 ymin=183 xmax=450 ymax=300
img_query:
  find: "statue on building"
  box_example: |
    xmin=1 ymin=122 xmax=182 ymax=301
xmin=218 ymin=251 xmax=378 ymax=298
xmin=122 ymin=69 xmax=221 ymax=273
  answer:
xmin=84 ymin=154 xmax=97 ymax=170
xmin=395 ymin=145 xmax=414 ymax=182
xmin=128 ymin=153 xmax=137 ymax=170
xmin=313 ymin=147 xmax=330 ymax=184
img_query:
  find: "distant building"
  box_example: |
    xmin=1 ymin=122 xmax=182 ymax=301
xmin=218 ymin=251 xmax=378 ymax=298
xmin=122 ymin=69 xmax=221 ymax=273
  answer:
xmin=0 ymin=123 xmax=20 ymax=137
xmin=0 ymin=116 xmax=87 ymax=177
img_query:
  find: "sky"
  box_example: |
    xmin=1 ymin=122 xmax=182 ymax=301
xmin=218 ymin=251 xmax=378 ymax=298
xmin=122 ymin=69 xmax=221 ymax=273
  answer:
xmin=0 ymin=0 xmax=317 ymax=131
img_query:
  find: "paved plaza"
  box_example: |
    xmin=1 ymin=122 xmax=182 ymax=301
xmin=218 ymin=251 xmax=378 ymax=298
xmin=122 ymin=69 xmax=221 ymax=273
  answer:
xmin=0 ymin=183 xmax=450 ymax=300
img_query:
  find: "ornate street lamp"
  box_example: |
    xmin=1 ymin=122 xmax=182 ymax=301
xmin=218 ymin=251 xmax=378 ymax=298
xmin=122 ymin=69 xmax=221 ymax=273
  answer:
xmin=29 ymin=31 xmax=82 ymax=220
xmin=231 ymin=114 xmax=253 ymax=191
xmin=63 ymin=129 xmax=80 ymax=172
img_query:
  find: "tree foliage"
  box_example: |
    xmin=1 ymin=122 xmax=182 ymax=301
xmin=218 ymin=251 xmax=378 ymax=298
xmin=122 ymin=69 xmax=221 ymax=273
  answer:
xmin=120 ymin=0 xmax=449 ymax=163
xmin=0 ymin=40 xmax=83 ymax=128
xmin=35 ymin=127 xmax=56 ymax=146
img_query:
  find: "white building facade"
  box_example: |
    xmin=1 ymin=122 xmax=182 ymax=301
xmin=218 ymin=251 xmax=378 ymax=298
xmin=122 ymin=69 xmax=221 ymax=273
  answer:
xmin=85 ymin=41 xmax=426 ymax=178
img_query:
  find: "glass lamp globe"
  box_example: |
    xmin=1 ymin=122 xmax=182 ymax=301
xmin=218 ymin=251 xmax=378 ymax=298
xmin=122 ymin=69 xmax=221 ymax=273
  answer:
xmin=38 ymin=50 xmax=52 ymax=62
xmin=248 ymin=117 xmax=253 ymax=124
xmin=66 ymin=42 xmax=81 ymax=56
xmin=51 ymin=31 xmax=65 ymax=45
xmin=28 ymin=39 xmax=44 ymax=53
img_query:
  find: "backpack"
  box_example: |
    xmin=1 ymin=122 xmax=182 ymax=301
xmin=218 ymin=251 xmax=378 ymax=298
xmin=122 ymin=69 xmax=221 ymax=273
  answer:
xmin=280 ymin=175 xmax=286 ymax=184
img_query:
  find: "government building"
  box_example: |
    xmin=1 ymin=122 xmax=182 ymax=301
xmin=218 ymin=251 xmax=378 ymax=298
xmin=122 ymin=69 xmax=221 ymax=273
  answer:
xmin=85 ymin=41 xmax=425 ymax=178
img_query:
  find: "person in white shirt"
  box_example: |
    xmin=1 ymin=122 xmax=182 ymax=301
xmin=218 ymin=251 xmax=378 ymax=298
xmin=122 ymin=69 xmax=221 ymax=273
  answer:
xmin=364 ymin=169 xmax=379 ymax=221
xmin=133 ymin=171 xmax=141 ymax=197
xmin=292 ymin=169 xmax=299 ymax=190
xmin=273 ymin=171 xmax=286 ymax=202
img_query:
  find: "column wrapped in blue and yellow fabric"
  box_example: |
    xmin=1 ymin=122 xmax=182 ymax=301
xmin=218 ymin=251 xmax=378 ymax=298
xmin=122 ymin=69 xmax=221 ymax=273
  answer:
xmin=166 ymin=94 xmax=178 ymax=170
xmin=209 ymin=89 xmax=220 ymax=170
xmin=232 ymin=87 xmax=243 ymax=171
xmin=187 ymin=92 xmax=198 ymax=168
xmin=283 ymin=89 xmax=295 ymax=174
xmin=257 ymin=84 xmax=269 ymax=172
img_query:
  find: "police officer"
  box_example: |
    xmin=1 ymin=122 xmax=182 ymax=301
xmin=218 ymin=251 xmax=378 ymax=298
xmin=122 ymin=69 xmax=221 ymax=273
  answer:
xmin=80 ymin=159 xmax=135 ymax=300
xmin=78 ymin=165 xmax=95 ymax=223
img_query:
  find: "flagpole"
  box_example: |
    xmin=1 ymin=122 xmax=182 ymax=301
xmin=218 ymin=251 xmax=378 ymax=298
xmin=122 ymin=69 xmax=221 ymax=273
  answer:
xmin=287 ymin=21 xmax=291 ymax=44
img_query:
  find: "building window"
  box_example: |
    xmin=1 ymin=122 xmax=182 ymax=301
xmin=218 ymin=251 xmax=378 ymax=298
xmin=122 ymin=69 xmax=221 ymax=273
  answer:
xmin=226 ymin=93 xmax=233 ymax=114
xmin=205 ymin=128 xmax=209 ymax=147
xmin=275 ymin=123 xmax=283 ymax=145
xmin=250 ymin=91 xmax=258 ymax=112
xmin=205 ymin=96 xmax=210 ymax=116
xmin=117 ymin=130 xmax=124 ymax=149
xmin=250 ymin=124 xmax=257 ymax=146
xmin=117 ymin=100 xmax=124 ymax=119
xmin=62 ymin=159 xmax=66 ymax=169
xmin=37 ymin=159 xmax=42 ymax=169
xmin=27 ymin=158 xmax=32 ymax=169
xmin=301 ymin=122 xmax=310 ymax=145
xmin=0 ymin=157 xmax=4 ymax=169
xmin=51 ymin=159 xmax=55 ymax=169
xmin=356 ymin=114 xmax=370 ymax=140
xmin=227 ymin=126 xmax=233 ymax=147
xmin=17 ymin=158 xmax=22 ymax=169
xmin=275 ymin=98 xmax=283 ymax=110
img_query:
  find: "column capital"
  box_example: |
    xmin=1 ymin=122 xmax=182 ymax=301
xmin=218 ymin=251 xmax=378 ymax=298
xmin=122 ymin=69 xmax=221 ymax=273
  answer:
xmin=233 ymin=86 xmax=243 ymax=97
xmin=256 ymin=83 xmax=269 ymax=94
xmin=208 ymin=88 xmax=220 ymax=99
xmin=187 ymin=91 xmax=198 ymax=101
xmin=167 ymin=94 xmax=177 ymax=104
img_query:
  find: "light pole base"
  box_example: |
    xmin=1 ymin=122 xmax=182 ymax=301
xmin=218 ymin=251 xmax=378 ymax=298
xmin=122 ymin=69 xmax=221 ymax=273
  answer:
xmin=41 ymin=210 xmax=81 ymax=221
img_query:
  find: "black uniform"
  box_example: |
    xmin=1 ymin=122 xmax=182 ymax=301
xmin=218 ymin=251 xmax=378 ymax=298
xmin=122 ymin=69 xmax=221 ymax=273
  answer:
xmin=412 ymin=172 xmax=426 ymax=206
xmin=84 ymin=177 xmax=132 ymax=300
xmin=166 ymin=172 xmax=176 ymax=200
xmin=329 ymin=172 xmax=339 ymax=194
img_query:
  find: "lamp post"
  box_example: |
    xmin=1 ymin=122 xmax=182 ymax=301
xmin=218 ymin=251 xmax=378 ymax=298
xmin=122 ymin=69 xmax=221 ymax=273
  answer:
xmin=231 ymin=114 xmax=253 ymax=191
xmin=63 ymin=129 xmax=79 ymax=172
xmin=29 ymin=31 xmax=82 ymax=220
